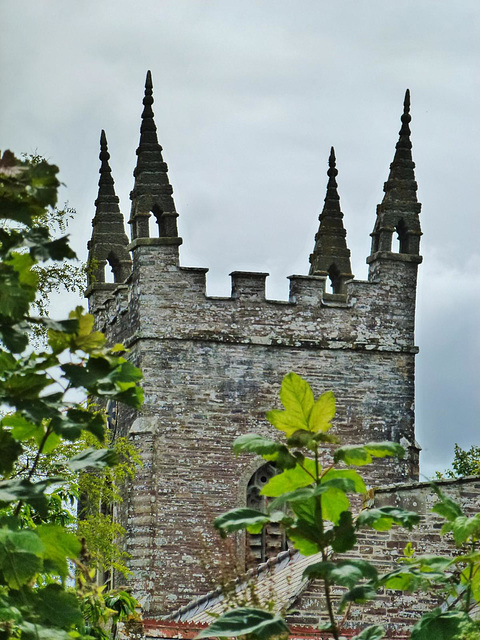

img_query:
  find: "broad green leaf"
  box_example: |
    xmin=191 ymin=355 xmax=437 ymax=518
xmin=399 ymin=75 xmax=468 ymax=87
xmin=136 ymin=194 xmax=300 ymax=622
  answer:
xmin=233 ymin=434 xmax=296 ymax=469
xmin=286 ymin=519 xmax=323 ymax=555
xmin=5 ymin=414 xmax=41 ymax=440
xmin=351 ymin=625 xmax=385 ymax=640
xmin=410 ymin=609 xmax=476 ymax=640
xmin=322 ymin=468 xmax=366 ymax=494
xmin=357 ymin=506 xmax=420 ymax=531
xmin=8 ymin=252 xmax=38 ymax=288
xmin=0 ymin=324 xmax=29 ymax=352
xmin=331 ymin=511 xmax=357 ymax=553
xmin=197 ymin=608 xmax=289 ymax=640
xmin=266 ymin=372 xmax=315 ymax=436
xmin=451 ymin=514 xmax=480 ymax=545
xmin=66 ymin=447 xmax=119 ymax=471
xmin=304 ymin=559 xmax=378 ymax=588
xmin=36 ymin=525 xmax=81 ymax=580
xmin=286 ymin=429 xmax=316 ymax=448
xmin=269 ymin=478 xmax=355 ymax=511
xmin=365 ymin=442 xmax=405 ymax=459
xmin=261 ymin=458 xmax=317 ymax=497
xmin=334 ymin=441 xmax=405 ymax=466
xmin=0 ymin=529 xmax=44 ymax=588
xmin=431 ymin=485 xmax=464 ymax=522
xmin=338 ymin=584 xmax=377 ymax=611
xmin=321 ymin=487 xmax=351 ymax=524
xmin=0 ymin=528 xmax=44 ymax=556
xmin=35 ymin=584 xmax=83 ymax=627
xmin=0 ymin=428 xmax=23 ymax=474
xmin=280 ymin=372 xmax=314 ymax=422
xmin=0 ymin=478 xmax=63 ymax=517
xmin=308 ymin=390 xmax=335 ymax=433
xmin=214 ymin=508 xmax=271 ymax=535
xmin=17 ymin=621 xmax=72 ymax=640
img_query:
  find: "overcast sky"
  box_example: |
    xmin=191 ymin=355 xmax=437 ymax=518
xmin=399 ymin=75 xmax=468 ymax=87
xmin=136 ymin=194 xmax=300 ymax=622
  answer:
xmin=1 ymin=0 xmax=479 ymax=478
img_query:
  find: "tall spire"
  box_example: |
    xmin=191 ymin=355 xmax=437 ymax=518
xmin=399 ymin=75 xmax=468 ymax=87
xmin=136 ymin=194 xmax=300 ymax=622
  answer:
xmin=129 ymin=71 xmax=179 ymax=240
xmin=369 ymin=90 xmax=422 ymax=256
xmin=87 ymin=130 xmax=131 ymax=286
xmin=309 ymin=147 xmax=353 ymax=294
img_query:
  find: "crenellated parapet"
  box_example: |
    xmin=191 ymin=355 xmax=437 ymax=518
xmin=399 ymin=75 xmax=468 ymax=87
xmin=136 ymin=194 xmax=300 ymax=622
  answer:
xmin=96 ymin=261 xmax=418 ymax=355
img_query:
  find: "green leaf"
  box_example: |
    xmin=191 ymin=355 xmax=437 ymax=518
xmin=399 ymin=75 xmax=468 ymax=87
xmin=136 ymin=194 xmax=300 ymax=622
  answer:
xmin=334 ymin=441 xmax=405 ymax=466
xmin=331 ymin=510 xmax=357 ymax=553
xmin=261 ymin=458 xmax=316 ymax=497
xmin=304 ymin=559 xmax=378 ymax=588
xmin=0 ymin=529 xmax=44 ymax=588
xmin=17 ymin=621 xmax=73 ymax=640
xmin=308 ymin=390 xmax=335 ymax=433
xmin=280 ymin=372 xmax=314 ymax=423
xmin=266 ymin=372 xmax=314 ymax=436
xmin=35 ymin=584 xmax=83 ymax=627
xmin=286 ymin=518 xmax=323 ymax=555
xmin=322 ymin=468 xmax=366 ymax=494
xmin=357 ymin=506 xmax=420 ymax=531
xmin=0 ymin=428 xmax=23 ymax=475
xmin=36 ymin=525 xmax=81 ymax=580
xmin=431 ymin=485 xmax=464 ymax=522
xmin=197 ymin=608 xmax=289 ymax=640
xmin=0 ymin=478 xmax=63 ymax=517
xmin=351 ymin=625 xmax=385 ymax=640
xmin=233 ymin=434 xmax=296 ymax=469
xmin=214 ymin=508 xmax=272 ymax=535
xmin=269 ymin=478 xmax=355 ymax=511
xmin=451 ymin=514 xmax=480 ymax=545
xmin=321 ymin=487 xmax=351 ymax=524
xmin=66 ymin=447 xmax=119 ymax=471
xmin=410 ymin=609 xmax=476 ymax=640
xmin=339 ymin=584 xmax=378 ymax=611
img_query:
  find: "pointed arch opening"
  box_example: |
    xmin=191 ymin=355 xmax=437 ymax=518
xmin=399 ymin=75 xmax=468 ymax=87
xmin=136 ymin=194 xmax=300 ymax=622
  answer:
xmin=327 ymin=263 xmax=342 ymax=294
xmin=107 ymin=251 xmax=122 ymax=283
xmin=395 ymin=219 xmax=409 ymax=254
xmin=148 ymin=209 xmax=158 ymax=238
xmin=151 ymin=203 xmax=168 ymax=237
xmin=245 ymin=463 xmax=287 ymax=566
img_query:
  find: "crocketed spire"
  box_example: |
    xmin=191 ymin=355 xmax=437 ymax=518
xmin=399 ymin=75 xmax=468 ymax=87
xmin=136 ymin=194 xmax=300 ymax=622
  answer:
xmin=129 ymin=71 xmax=179 ymax=240
xmin=370 ymin=90 xmax=422 ymax=256
xmin=87 ymin=130 xmax=131 ymax=286
xmin=309 ymin=147 xmax=353 ymax=294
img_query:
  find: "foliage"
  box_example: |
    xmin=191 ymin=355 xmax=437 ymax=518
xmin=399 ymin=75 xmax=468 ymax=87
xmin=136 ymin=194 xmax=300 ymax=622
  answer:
xmin=437 ymin=443 xmax=480 ymax=479
xmin=19 ymin=154 xmax=86 ymax=334
xmin=0 ymin=150 xmax=143 ymax=638
xmin=203 ymin=372 xmax=480 ymax=640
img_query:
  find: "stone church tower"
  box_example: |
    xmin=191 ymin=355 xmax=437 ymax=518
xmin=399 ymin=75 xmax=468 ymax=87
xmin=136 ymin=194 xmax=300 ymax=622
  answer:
xmin=86 ymin=73 xmax=422 ymax=617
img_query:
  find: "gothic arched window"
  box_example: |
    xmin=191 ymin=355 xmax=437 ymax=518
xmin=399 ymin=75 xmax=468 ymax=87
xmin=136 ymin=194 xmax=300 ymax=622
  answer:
xmin=246 ymin=463 xmax=287 ymax=566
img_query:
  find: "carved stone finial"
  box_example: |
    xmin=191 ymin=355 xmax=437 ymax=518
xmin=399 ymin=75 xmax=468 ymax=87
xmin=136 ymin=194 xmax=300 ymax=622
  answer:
xmin=309 ymin=147 xmax=353 ymax=293
xmin=129 ymin=71 xmax=179 ymax=241
xmin=369 ymin=90 xmax=422 ymax=258
xmin=87 ymin=130 xmax=132 ymax=287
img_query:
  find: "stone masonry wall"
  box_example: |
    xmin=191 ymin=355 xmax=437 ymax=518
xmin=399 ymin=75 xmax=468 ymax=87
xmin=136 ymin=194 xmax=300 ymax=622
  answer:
xmin=291 ymin=477 xmax=480 ymax=637
xmin=88 ymin=242 xmax=420 ymax=616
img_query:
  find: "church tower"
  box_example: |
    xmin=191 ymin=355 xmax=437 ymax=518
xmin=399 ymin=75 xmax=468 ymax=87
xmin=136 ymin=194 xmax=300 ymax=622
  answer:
xmin=87 ymin=76 xmax=422 ymax=617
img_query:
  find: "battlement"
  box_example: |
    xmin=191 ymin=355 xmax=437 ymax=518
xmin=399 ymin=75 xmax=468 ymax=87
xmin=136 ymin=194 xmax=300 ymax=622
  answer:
xmin=90 ymin=248 xmax=419 ymax=355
